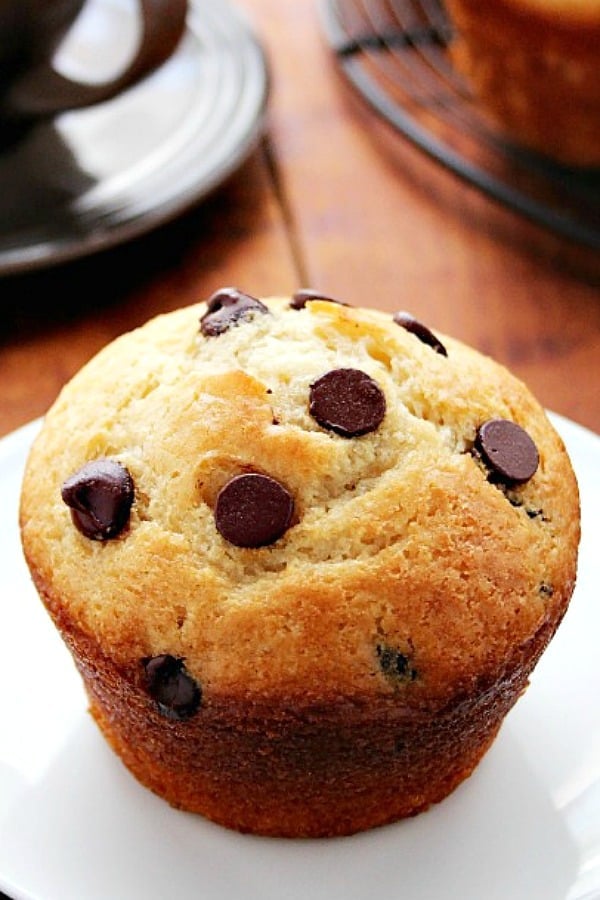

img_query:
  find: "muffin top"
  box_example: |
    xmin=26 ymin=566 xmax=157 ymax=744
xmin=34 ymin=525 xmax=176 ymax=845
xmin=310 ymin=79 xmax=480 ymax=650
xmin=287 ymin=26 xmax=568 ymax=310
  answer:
xmin=20 ymin=291 xmax=580 ymax=711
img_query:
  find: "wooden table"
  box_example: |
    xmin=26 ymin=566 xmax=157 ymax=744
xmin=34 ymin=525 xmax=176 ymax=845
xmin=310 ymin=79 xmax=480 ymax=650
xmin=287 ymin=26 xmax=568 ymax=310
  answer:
xmin=1 ymin=0 xmax=599 ymax=444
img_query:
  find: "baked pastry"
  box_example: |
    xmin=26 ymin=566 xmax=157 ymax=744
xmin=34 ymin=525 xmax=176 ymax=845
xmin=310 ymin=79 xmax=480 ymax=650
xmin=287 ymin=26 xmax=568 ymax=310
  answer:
xmin=20 ymin=288 xmax=580 ymax=837
xmin=445 ymin=0 xmax=600 ymax=167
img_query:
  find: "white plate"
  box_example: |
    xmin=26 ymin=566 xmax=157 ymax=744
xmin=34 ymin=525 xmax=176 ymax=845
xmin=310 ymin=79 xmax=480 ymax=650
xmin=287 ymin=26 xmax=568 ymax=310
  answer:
xmin=1 ymin=413 xmax=598 ymax=900
xmin=0 ymin=0 xmax=268 ymax=275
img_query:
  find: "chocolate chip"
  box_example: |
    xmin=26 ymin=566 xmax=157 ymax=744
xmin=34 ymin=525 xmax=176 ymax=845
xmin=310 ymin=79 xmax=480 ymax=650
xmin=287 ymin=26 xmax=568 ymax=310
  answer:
xmin=393 ymin=311 xmax=447 ymax=356
xmin=309 ymin=368 xmax=386 ymax=437
xmin=199 ymin=287 xmax=269 ymax=336
xmin=539 ymin=582 xmax=554 ymax=597
xmin=290 ymin=289 xmax=350 ymax=310
xmin=143 ymin=655 xmax=201 ymax=720
xmin=215 ymin=472 xmax=294 ymax=548
xmin=526 ymin=506 xmax=544 ymax=520
xmin=61 ymin=459 xmax=134 ymax=540
xmin=376 ymin=644 xmax=417 ymax=682
xmin=475 ymin=419 xmax=539 ymax=484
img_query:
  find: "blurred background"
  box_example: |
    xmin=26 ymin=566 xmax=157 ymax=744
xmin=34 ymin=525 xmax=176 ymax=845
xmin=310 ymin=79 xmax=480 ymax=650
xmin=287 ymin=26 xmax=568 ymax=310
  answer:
xmin=0 ymin=0 xmax=598 ymax=437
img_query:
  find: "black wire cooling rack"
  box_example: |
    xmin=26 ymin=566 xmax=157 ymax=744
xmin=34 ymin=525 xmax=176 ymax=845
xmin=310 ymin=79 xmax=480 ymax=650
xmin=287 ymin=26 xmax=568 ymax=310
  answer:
xmin=319 ymin=0 xmax=600 ymax=249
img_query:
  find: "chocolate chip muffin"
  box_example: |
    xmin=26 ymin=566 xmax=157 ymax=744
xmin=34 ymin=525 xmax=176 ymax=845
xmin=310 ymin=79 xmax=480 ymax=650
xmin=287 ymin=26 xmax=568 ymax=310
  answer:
xmin=20 ymin=289 xmax=580 ymax=837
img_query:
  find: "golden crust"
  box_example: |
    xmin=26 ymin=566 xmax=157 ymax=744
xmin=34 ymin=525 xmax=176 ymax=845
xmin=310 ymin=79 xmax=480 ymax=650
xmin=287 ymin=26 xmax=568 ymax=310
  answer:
xmin=20 ymin=296 xmax=580 ymax=836
xmin=445 ymin=0 xmax=600 ymax=166
xmin=31 ymin=571 xmax=564 ymax=837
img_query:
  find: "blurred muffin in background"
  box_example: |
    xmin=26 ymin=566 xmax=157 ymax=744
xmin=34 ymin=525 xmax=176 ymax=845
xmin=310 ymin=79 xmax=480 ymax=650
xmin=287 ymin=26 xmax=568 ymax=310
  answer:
xmin=445 ymin=0 xmax=600 ymax=168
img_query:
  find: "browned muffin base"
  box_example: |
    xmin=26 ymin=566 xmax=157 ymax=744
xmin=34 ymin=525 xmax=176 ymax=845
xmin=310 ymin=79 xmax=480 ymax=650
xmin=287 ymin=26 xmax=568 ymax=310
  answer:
xmin=44 ymin=595 xmax=562 ymax=838
xmin=89 ymin=696 xmax=500 ymax=837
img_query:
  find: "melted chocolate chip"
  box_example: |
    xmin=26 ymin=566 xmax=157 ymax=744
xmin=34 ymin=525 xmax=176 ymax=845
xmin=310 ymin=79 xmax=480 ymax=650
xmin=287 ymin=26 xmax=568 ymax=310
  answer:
xmin=290 ymin=289 xmax=350 ymax=310
xmin=215 ymin=472 xmax=294 ymax=548
xmin=200 ymin=287 xmax=269 ymax=337
xmin=376 ymin=644 xmax=417 ymax=682
xmin=309 ymin=368 xmax=386 ymax=437
xmin=475 ymin=419 xmax=539 ymax=485
xmin=526 ymin=506 xmax=545 ymax=520
xmin=143 ymin=655 xmax=201 ymax=720
xmin=61 ymin=459 xmax=134 ymax=540
xmin=393 ymin=311 xmax=447 ymax=356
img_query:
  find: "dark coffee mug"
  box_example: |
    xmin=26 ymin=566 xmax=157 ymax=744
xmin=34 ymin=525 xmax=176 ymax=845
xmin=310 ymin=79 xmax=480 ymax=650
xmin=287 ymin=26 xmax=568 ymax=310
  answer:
xmin=0 ymin=0 xmax=188 ymax=119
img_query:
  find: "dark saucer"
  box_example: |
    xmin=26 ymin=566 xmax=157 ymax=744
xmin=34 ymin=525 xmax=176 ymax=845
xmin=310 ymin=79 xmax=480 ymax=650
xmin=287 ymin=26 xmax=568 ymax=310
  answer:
xmin=0 ymin=0 xmax=269 ymax=276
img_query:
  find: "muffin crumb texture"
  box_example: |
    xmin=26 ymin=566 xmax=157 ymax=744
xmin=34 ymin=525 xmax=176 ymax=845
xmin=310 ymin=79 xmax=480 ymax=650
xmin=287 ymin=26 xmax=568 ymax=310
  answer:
xmin=20 ymin=291 xmax=580 ymax=837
